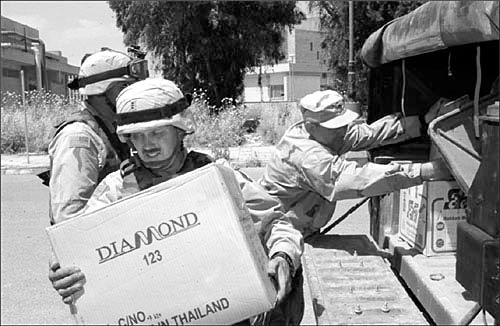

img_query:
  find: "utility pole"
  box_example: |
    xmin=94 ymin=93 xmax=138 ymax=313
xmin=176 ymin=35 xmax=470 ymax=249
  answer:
xmin=258 ymin=65 xmax=263 ymax=102
xmin=20 ymin=70 xmax=30 ymax=164
xmin=288 ymin=55 xmax=294 ymax=101
xmin=347 ymin=1 xmax=355 ymax=101
xmin=346 ymin=1 xmax=361 ymax=116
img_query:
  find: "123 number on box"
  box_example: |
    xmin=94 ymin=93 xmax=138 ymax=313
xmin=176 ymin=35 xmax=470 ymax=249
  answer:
xmin=143 ymin=250 xmax=162 ymax=266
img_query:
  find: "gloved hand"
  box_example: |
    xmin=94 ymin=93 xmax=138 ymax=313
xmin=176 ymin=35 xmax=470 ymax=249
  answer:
xmin=267 ymin=252 xmax=293 ymax=304
xmin=420 ymin=159 xmax=453 ymax=181
xmin=48 ymin=254 xmax=86 ymax=304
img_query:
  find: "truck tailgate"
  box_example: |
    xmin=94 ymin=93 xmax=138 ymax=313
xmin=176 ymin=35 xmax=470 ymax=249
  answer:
xmin=303 ymin=234 xmax=428 ymax=325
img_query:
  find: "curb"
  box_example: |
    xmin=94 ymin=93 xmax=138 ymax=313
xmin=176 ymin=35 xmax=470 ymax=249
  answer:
xmin=1 ymin=149 xmax=368 ymax=175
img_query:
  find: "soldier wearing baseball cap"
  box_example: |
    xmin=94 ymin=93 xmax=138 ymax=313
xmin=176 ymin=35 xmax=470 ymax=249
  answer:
xmin=49 ymin=78 xmax=304 ymax=325
xmin=300 ymin=89 xmax=361 ymax=129
xmin=45 ymin=48 xmax=149 ymax=225
xmin=258 ymin=89 xmax=452 ymax=237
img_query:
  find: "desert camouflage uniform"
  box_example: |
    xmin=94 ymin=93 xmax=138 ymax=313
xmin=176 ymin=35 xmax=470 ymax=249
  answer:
xmin=84 ymin=150 xmax=305 ymax=326
xmin=47 ymin=103 xmax=122 ymax=225
xmin=85 ymin=150 xmax=303 ymax=272
xmin=259 ymin=114 xmax=425 ymax=237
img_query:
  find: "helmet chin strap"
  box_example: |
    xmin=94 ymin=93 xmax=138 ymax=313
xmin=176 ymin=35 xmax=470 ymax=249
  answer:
xmin=86 ymin=81 xmax=135 ymax=133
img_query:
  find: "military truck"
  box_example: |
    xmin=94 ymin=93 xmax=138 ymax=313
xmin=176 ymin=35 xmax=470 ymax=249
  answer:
xmin=300 ymin=1 xmax=498 ymax=325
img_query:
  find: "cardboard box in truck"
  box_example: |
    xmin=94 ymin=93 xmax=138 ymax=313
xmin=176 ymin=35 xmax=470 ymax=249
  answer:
xmin=398 ymin=180 xmax=467 ymax=256
xmin=46 ymin=163 xmax=277 ymax=325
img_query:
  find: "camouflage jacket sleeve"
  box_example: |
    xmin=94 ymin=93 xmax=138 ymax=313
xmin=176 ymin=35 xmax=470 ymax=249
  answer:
xmin=232 ymin=169 xmax=304 ymax=274
xmin=48 ymin=122 xmax=109 ymax=224
xmin=301 ymin=145 xmax=423 ymax=202
xmin=83 ymin=171 xmax=140 ymax=214
xmin=341 ymin=114 xmax=422 ymax=152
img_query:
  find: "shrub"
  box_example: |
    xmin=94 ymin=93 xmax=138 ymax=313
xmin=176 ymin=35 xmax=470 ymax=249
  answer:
xmin=1 ymin=88 xmax=302 ymax=155
xmin=184 ymin=89 xmax=247 ymax=159
xmin=255 ymin=102 xmax=302 ymax=145
xmin=1 ymin=90 xmax=77 ymax=154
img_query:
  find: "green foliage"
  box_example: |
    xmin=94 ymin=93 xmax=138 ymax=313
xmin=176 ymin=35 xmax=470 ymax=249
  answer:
xmin=311 ymin=1 xmax=425 ymax=104
xmin=1 ymin=90 xmax=77 ymax=154
xmin=108 ymin=0 xmax=305 ymax=107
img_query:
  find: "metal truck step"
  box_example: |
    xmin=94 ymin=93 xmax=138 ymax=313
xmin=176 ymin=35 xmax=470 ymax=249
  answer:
xmin=303 ymin=234 xmax=428 ymax=325
xmin=388 ymin=235 xmax=497 ymax=325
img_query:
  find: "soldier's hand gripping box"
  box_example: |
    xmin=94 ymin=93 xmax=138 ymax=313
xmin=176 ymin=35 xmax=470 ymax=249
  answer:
xmin=398 ymin=180 xmax=467 ymax=256
xmin=46 ymin=164 xmax=277 ymax=325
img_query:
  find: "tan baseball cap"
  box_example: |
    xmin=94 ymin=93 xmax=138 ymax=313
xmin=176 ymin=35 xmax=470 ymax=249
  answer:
xmin=300 ymin=90 xmax=360 ymax=129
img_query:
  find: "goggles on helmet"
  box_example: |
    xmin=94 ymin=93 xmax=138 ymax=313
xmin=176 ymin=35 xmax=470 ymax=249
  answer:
xmin=127 ymin=45 xmax=146 ymax=59
xmin=116 ymin=95 xmax=192 ymax=127
xmin=68 ymin=59 xmax=149 ymax=90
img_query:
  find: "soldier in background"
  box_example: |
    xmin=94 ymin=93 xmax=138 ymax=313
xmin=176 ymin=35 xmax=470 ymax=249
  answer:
xmin=45 ymin=48 xmax=148 ymax=225
xmin=258 ymin=89 xmax=452 ymax=238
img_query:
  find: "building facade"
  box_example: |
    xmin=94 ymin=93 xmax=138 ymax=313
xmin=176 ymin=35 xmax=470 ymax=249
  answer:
xmin=243 ymin=3 xmax=334 ymax=102
xmin=1 ymin=16 xmax=79 ymax=96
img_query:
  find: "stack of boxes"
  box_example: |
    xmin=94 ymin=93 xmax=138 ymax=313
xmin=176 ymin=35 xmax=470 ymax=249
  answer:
xmin=398 ymin=180 xmax=467 ymax=256
xmin=374 ymin=96 xmax=472 ymax=256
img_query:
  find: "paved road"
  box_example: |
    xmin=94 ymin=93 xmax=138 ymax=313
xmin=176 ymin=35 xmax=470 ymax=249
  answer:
xmin=0 ymin=171 xmax=370 ymax=325
xmin=1 ymin=174 xmax=74 ymax=325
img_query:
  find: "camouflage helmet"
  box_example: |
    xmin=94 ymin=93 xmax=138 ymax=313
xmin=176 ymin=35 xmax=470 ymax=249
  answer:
xmin=115 ymin=78 xmax=195 ymax=142
xmin=77 ymin=49 xmax=137 ymax=95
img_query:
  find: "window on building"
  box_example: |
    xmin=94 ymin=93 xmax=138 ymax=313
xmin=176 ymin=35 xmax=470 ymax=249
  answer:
xmin=270 ymin=85 xmax=284 ymax=99
xmin=321 ymin=73 xmax=327 ymax=79
xmin=317 ymin=51 xmax=319 ymax=60
xmin=310 ymin=42 xmax=313 ymax=51
xmin=2 ymin=68 xmax=19 ymax=78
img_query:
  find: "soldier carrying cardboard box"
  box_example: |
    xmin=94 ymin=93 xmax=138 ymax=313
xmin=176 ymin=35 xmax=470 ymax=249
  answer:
xmin=48 ymin=78 xmax=304 ymax=326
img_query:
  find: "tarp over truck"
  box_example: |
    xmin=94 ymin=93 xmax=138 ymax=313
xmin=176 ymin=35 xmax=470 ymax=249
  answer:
xmin=360 ymin=1 xmax=499 ymax=68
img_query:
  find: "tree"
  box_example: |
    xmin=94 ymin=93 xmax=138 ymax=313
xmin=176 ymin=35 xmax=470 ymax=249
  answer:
xmin=108 ymin=1 xmax=304 ymax=108
xmin=311 ymin=1 xmax=425 ymax=104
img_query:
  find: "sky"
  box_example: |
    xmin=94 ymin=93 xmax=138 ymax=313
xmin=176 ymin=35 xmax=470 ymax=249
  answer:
xmin=1 ymin=1 xmax=128 ymax=67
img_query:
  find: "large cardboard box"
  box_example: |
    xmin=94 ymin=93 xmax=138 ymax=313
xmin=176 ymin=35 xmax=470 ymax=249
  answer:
xmin=46 ymin=164 xmax=276 ymax=325
xmin=398 ymin=180 xmax=467 ymax=256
